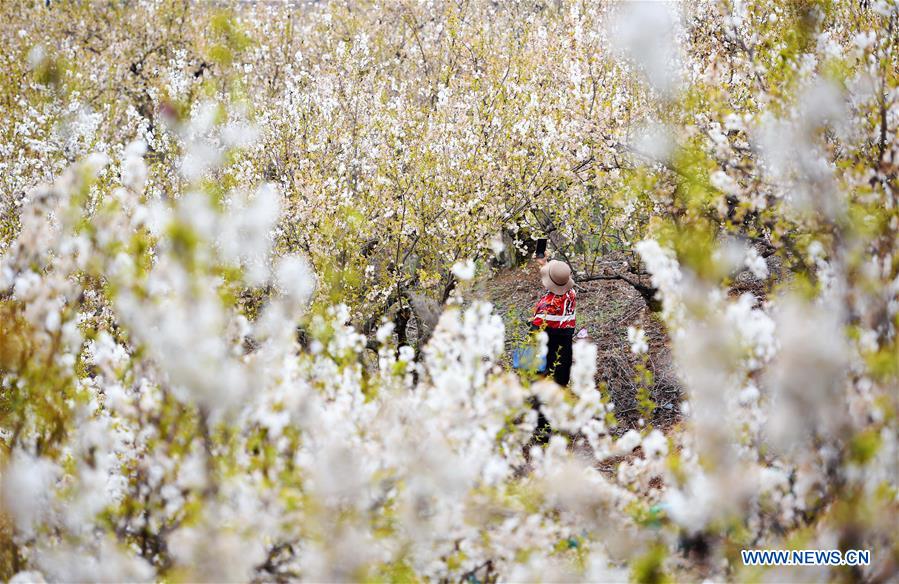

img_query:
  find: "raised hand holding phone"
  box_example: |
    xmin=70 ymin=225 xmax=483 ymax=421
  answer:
xmin=535 ymin=238 xmax=548 ymax=264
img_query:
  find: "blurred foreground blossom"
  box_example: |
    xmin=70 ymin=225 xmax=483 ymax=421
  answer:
xmin=451 ymin=258 xmax=476 ymax=280
xmin=627 ymin=326 xmax=648 ymax=354
xmin=607 ymin=1 xmax=684 ymax=97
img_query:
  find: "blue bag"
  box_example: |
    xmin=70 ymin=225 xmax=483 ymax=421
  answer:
xmin=512 ymin=346 xmax=547 ymax=373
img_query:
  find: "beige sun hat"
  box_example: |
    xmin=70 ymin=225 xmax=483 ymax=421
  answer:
xmin=540 ymin=260 xmax=574 ymax=295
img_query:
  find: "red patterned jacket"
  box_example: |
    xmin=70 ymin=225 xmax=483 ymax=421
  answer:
xmin=531 ymin=289 xmax=576 ymax=329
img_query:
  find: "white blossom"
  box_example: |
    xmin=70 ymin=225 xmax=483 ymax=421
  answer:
xmin=627 ymin=326 xmax=648 ymax=354
xmin=451 ymin=258 xmax=476 ymax=281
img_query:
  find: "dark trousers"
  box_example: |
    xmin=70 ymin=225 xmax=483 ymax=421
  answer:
xmin=545 ymin=328 xmax=574 ymax=386
xmin=529 ymin=328 xmax=574 ymax=445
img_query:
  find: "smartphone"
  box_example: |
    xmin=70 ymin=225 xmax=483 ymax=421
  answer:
xmin=535 ymin=238 xmax=548 ymax=258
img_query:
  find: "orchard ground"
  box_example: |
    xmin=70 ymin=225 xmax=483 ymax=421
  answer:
xmin=482 ymin=258 xmax=679 ymax=431
xmin=482 ymin=246 xmax=776 ymax=427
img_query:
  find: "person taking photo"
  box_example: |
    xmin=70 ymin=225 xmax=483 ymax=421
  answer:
xmin=531 ymin=256 xmax=576 ymax=386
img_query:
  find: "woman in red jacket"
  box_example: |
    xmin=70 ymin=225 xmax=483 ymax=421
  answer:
xmin=527 ymin=258 xmax=576 ymax=445
xmin=531 ymin=259 xmax=576 ymax=386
